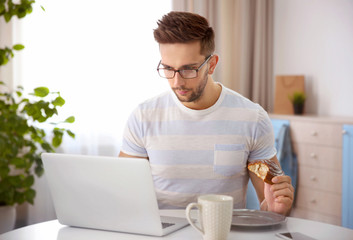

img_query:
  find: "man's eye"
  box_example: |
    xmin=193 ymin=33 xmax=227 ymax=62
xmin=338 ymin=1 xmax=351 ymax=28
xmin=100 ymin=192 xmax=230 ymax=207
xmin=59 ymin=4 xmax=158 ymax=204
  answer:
xmin=182 ymin=67 xmax=197 ymax=71
xmin=163 ymin=66 xmax=173 ymax=70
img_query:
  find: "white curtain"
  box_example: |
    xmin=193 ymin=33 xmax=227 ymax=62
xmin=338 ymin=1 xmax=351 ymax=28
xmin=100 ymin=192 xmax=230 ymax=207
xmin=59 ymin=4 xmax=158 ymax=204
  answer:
xmin=173 ymin=0 xmax=274 ymax=111
xmin=0 ymin=18 xmax=14 ymax=88
xmin=5 ymin=0 xmax=172 ymax=227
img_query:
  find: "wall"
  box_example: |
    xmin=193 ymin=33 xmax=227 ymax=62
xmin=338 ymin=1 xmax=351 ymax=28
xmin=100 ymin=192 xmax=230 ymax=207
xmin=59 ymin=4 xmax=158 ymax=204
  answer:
xmin=273 ymin=0 xmax=353 ymax=117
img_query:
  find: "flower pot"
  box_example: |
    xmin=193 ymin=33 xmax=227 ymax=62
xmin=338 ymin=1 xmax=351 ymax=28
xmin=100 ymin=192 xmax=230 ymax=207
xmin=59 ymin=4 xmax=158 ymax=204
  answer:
xmin=0 ymin=205 xmax=16 ymax=234
xmin=293 ymin=103 xmax=304 ymax=115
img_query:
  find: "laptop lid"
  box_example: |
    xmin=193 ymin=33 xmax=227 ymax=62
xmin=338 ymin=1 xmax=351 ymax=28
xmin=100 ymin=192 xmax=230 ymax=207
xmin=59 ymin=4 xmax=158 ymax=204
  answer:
xmin=42 ymin=153 xmax=188 ymax=236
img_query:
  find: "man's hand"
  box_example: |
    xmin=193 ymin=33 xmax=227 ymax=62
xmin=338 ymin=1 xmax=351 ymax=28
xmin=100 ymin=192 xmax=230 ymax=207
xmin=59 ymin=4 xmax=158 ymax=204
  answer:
xmin=261 ymin=175 xmax=294 ymax=216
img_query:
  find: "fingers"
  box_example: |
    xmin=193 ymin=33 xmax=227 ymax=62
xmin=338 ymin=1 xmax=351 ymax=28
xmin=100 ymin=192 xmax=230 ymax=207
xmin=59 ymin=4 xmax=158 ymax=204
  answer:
xmin=270 ymin=175 xmax=294 ymax=201
xmin=274 ymin=196 xmax=293 ymax=206
xmin=272 ymin=175 xmax=291 ymax=184
xmin=272 ymin=187 xmax=294 ymax=199
xmin=271 ymin=181 xmax=294 ymax=193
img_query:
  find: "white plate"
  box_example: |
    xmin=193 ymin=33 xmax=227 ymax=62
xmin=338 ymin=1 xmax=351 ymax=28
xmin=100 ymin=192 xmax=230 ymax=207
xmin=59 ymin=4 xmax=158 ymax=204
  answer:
xmin=232 ymin=209 xmax=286 ymax=227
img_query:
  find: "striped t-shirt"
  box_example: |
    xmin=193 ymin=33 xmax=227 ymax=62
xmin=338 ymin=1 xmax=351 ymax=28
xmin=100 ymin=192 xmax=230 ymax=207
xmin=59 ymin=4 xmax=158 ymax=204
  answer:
xmin=121 ymin=83 xmax=276 ymax=209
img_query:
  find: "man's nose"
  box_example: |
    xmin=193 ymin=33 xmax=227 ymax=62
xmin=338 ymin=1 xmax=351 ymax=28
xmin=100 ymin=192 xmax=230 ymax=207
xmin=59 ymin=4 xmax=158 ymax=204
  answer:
xmin=172 ymin=71 xmax=186 ymax=87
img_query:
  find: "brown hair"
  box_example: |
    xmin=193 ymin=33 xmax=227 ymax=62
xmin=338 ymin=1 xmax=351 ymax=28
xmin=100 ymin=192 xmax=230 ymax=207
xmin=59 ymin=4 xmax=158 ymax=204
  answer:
xmin=153 ymin=11 xmax=215 ymax=56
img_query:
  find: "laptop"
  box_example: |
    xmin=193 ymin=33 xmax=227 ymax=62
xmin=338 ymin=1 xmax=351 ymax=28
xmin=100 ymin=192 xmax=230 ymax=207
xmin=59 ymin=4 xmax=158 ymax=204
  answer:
xmin=42 ymin=153 xmax=189 ymax=236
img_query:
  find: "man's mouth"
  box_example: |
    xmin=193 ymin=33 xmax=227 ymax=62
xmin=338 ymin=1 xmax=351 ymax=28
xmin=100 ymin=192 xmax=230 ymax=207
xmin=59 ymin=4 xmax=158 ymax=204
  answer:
xmin=174 ymin=88 xmax=190 ymax=96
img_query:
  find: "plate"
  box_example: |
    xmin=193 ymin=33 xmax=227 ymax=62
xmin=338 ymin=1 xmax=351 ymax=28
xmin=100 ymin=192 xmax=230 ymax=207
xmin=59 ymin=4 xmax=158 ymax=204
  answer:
xmin=232 ymin=209 xmax=286 ymax=227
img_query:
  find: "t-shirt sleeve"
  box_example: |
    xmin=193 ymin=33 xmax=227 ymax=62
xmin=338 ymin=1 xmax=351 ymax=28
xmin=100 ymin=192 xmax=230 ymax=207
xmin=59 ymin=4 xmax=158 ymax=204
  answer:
xmin=248 ymin=107 xmax=277 ymax=162
xmin=120 ymin=107 xmax=148 ymax=157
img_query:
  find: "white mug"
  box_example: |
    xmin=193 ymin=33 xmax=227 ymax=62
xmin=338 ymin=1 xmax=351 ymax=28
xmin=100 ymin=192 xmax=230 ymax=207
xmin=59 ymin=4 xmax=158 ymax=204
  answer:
xmin=185 ymin=195 xmax=233 ymax=240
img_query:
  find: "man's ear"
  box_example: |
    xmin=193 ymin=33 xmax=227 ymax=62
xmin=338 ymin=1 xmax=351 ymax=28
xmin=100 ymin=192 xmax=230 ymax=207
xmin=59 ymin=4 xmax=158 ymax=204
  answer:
xmin=208 ymin=55 xmax=219 ymax=74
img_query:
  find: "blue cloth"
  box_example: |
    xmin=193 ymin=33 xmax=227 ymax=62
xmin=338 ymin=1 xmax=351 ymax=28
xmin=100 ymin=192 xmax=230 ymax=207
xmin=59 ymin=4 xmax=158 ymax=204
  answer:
xmin=276 ymin=124 xmax=297 ymax=197
xmin=342 ymin=124 xmax=353 ymax=229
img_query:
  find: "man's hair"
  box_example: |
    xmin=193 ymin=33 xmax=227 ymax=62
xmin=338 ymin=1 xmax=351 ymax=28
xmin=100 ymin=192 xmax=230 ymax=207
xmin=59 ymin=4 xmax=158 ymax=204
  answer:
xmin=153 ymin=11 xmax=215 ymax=56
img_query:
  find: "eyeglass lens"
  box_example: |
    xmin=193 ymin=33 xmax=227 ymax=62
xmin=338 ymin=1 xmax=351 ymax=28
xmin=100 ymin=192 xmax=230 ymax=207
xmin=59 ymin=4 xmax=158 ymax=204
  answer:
xmin=157 ymin=55 xmax=211 ymax=79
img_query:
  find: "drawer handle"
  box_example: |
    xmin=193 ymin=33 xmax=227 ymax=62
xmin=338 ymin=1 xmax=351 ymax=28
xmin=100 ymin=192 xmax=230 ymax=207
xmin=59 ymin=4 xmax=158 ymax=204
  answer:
xmin=310 ymin=153 xmax=317 ymax=158
xmin=311 ymin=131 xmax=318 ymax=136
xmin=310 ymin=199 xmax=317 ymax=204
xmin=310 ymin=176 xmax=317 ymax=181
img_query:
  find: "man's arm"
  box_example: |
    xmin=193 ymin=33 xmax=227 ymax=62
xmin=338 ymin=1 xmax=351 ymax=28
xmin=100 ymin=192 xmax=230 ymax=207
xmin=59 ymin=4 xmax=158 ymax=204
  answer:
xmin=249 ymin=168 xmax=265 ymax=203
xmin=250 ymin=155 xmax=294 ymax=216
xmin=118 ymin=151 xmax=148 ymax=160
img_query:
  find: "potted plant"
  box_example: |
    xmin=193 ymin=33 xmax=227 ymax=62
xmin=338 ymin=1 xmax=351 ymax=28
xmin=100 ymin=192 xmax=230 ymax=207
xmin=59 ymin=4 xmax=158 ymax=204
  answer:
xmin=0 ymin=83 xmax=75 ymax=232
xmin=0 ymin=0 xmax=75 ymax=233
xmin=289 ymin=91 xmax=306 ymax=115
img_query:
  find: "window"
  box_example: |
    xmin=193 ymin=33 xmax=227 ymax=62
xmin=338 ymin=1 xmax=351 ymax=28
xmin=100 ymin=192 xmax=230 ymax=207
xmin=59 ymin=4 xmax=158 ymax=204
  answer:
xmin=14 ymin=0 xmax=171 ymax=155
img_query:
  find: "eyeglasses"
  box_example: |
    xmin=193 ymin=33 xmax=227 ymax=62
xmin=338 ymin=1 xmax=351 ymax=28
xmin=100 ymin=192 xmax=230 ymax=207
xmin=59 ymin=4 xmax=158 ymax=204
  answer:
xmin=157 ymin=55 xmax=212 ymax=79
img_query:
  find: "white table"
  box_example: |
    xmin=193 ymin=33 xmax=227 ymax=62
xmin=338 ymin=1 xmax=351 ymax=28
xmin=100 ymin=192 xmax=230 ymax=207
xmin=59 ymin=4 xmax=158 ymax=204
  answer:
xmin=1 ymin=210 xmax=353 ymax=240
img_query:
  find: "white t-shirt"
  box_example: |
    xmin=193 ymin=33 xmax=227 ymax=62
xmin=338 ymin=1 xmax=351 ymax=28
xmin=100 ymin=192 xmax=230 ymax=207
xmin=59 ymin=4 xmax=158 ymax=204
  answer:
xmin=121 ymin=83 xmax=276 ymax=209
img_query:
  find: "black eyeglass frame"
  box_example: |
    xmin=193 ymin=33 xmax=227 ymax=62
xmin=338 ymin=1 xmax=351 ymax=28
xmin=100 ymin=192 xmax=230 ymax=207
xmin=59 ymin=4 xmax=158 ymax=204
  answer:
xmin=157 ymin=55 xmax=213 ymax=79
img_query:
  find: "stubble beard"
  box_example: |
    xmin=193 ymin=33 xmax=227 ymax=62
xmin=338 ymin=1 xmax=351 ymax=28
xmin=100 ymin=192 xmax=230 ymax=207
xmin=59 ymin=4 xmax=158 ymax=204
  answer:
xmin=173 ymin=70 xmax=208 ymax=103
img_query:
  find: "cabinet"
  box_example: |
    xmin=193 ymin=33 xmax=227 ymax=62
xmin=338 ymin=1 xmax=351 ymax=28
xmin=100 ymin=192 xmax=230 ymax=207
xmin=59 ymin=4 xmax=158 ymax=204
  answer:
xmin=270 ymin=114 xmax=353 ymax=226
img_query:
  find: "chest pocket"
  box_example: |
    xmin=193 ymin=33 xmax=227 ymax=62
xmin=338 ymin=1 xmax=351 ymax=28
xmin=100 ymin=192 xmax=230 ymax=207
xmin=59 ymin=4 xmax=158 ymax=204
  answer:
xmin=213 ymin=144 xmax=247 ymax=177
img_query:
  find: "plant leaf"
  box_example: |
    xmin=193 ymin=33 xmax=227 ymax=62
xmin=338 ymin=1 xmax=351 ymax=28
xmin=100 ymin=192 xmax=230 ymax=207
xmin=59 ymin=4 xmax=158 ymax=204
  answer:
xmin=24 ymin=189 xmax=36 ymax=204
xmin=35 ymin=165 xmax=44 ymax=177
xmin=10 ymin=158 xmax=26 ymax=168
xmin=13 ymin=44 xmax=25 ymax=51
xmin=16 ymin=91 xmax=22 ymax=97
xmin=34 ymin=87 xmax=49 ymax=97
xmin=0 ymin=166 xmax=10 ymax=178
xmin=23 ymin=176 xmax=35 ymax=188
xmin=41 ymin=142 xmax=54 ymax=152
xmin=52 ymin=136 xmax=62 ymax=148
xmin=4 ymin=12 xmax=11 ymax=22
xmin=52 ymin=129 xmax=64 ymax=147
xmin=66 ymin=129 xmax=75 ymax=138
xmin=65 ymin=116 xmax=75 ymax=123
xmin=52 ymin=96 xmax=65 ymax=106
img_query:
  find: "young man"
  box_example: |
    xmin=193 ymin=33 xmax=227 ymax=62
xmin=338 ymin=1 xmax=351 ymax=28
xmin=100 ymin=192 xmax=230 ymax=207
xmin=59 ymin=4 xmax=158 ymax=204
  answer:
xmin=119 ymin=11 xmax=294 ymax=215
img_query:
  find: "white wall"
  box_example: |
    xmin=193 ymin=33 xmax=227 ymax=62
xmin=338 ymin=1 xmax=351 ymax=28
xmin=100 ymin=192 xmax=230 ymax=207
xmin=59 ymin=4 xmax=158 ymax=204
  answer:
xmin=274 ymin=0 xmax=353 ymax=117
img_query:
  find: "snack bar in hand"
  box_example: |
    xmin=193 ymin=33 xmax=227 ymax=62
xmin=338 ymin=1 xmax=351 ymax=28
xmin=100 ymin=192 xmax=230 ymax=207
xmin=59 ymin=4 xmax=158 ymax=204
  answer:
xmin=247 ymin=159 xmax=284 ymax=185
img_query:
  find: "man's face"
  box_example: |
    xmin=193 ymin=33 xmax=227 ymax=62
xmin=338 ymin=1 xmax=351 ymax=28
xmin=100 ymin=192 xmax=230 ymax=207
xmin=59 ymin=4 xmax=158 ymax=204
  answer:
xmin=159 ymin=41 xmax=210 ymax=105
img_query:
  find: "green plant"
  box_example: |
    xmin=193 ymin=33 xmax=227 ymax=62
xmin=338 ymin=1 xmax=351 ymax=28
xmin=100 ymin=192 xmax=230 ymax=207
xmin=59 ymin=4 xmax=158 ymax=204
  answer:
xmin=288 ymin=91 xmax=306 ymax=105
xmin=0 ymin=0 xmax=35 ymax=22
xmin=0 ymin=0 xmax=36 ymax=66
xmin=0 ymin=0 xmax=74 ymax=206
xmin=0 ymin=82 xmax=75 ymax=206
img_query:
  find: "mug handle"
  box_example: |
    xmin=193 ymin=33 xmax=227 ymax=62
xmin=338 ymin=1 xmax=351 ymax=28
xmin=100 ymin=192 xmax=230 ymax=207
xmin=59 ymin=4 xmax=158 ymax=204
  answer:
xmin=185 ymin=202 xmax=204 ymax=235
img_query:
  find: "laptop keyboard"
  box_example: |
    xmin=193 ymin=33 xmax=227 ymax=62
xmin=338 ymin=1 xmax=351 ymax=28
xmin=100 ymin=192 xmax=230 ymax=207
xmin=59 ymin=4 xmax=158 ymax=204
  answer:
xmin=162 ymin=222 xmax=175 ymax=229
